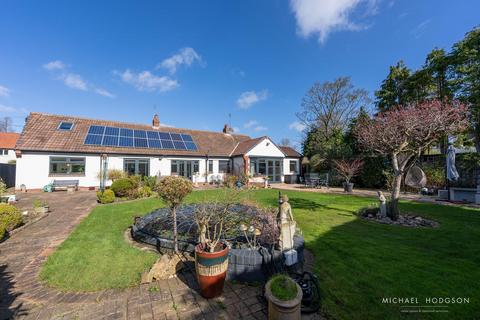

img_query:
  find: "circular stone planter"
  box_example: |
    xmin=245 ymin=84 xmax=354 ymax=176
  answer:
xmin=265 ymin=278 xmax=303 ymax=320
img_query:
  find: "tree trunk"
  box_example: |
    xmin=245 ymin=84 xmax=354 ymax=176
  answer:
xmin=173 ymin=207 xmax=178 ymax=253
xmin=389 ymin=173 xmax=402 ymax=220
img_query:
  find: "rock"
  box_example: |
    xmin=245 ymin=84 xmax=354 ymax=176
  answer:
xmin=146 ymin=254 xmax=184 ymax=282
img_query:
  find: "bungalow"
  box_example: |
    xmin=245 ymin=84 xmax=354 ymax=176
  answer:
xmin=14 ymin=113 xmax=302 ymax=190
xmin=0 ymin=132 xmax=20 ymax=164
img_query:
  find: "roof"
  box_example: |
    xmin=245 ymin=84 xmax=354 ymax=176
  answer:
xmin=0 ymin=132 xmax=20 ymax=149
xmin=230 ymin=136 xmax=266 ymax=156
xmin=279 ymin=146 xmax=302 ymax=158
xmin=16 ymin=113 xmax=252 ymax=157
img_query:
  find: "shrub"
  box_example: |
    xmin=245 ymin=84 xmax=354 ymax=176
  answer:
xmin=142 ymin=176 xmax=157 ymax=189
xmin=0 ymin=178 xmax=6 ymax=196
xmin=422 ymin=163 xmax=445 ymax=189
xmin=223 ymin=175 xmax=238 ymax=188
xmin=110 ymin=178 xmax=135 ymax=197
xmin=269 ymin=274 xmax=298 ymax=301
xmin=107 ymin=169 xmax=126 ymax=181
xmin=96 ymin=189 xmax=115 ymax=204
xmin=128 ymin=175 xmax=142 ymax=188
xmin=137 ymin=186 xmax=153 ymax=198
xmin=0 ymin=203 xmax=22 ymax=239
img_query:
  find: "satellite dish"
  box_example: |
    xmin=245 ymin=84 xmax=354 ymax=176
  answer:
xmin=405 ymin=166 xmax=427 ymax=188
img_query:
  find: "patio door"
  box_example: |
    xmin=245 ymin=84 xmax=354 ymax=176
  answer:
xmin=267 ymin=160 xmax=282 ymax=182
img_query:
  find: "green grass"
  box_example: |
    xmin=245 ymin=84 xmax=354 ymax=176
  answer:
xmin=40 ymin=189 xmax=480 ymax=319
xmin=269 ymin=274 xmax=298 ymax=301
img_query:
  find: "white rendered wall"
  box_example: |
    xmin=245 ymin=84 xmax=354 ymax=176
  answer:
xmin=0 ymin=150 xmax=16 ymax=164
xmin=247 ymin=138 xmax=285 ymax=158
xmin=283 ymin=158 xmax=300 ymax=174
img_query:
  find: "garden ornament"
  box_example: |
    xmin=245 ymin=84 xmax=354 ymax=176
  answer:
xmin=377 ymin=191 xmax=387 ymax=218
xmin=278 ymin=194 xmax=296 ymax=251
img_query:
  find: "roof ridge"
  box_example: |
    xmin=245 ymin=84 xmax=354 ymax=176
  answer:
xmin=29 ymin=112 xmax=251 ymax=138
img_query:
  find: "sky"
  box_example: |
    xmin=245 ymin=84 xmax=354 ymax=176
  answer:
xmin=0 ymin=0 xmax=478 ymax=149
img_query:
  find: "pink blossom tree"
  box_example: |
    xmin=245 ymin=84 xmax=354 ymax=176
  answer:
xmin=355 ymin=100 xmax=468 ymax=219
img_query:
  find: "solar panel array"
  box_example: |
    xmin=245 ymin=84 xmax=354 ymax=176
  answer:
xmin=84 ymin=125 xmax=198 ymax=151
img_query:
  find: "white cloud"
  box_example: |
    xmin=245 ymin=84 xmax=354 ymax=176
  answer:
xmin=236 ymin=90 xmax=268 ymax=109
xmin=116 ymin=69 xmax=179 ymax=93
xmin=0 ymin=85 xmax=10 ymax=97
xmin=244 ymin=120 xmax=258 ymax=129
xmin=43 ymin=60 xmax=66 ymax=71
xmin=253 ymin=126 xmax=268 ymax=132
xmin=289 ymin=121 xmax=307 ymax=132
xmin=157 ymin=47 xmax=203 ymax=74
xmin=411 ymin=19 xmax=431 ymax=39
xmin=0 ymin=104 xmax=28 ymax=114
xmin=63 ymin=73 xmax=88 ymax=91
xmin=0 ymin=104 xmax=16 ymax=113
xmin=94 ymin=88 xmax=115 ymax=98
xmin=290 ymin=0 xmax=379 ymax=43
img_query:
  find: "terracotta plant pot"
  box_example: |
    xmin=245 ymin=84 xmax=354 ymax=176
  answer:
xmin=265 ymin=278 xmax=303 ymax=320
xmin=195 ymin=243 xmax=229 ymax=298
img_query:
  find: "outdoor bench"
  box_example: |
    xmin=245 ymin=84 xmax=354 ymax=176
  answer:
xmin=52 ymin=179 xmax=79 ymax=191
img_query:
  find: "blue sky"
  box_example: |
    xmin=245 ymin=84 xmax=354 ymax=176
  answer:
xmin=0 ymin=1 xmax=478 ymax=149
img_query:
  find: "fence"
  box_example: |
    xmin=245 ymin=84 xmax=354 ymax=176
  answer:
xmin=0 ymin=163 xmax=16 ymax=188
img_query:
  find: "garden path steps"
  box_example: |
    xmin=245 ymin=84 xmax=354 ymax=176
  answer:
xmin=0 ymin=191 xmax=291 ymax=320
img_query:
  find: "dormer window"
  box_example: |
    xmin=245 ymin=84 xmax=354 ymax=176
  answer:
xmin=58 ymin=121 xmax=73 ymax=131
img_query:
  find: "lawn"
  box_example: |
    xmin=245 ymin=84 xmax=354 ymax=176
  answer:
xmin=40 ymin=189 xmax=480 ymax=319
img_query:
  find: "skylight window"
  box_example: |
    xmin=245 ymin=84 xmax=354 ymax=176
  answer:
xmin=58 ymin=122 xmax=74 ymax=131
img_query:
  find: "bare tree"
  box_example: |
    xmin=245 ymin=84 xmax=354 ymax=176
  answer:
xmin=355 ymin=100 xmax=468 ymax=219
xmin=296 ymin=77 xmax=370 ymax=140
xmin=0 ymin=117 xmax=13 ymax=132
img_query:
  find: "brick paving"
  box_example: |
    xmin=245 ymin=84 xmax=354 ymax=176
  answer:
xmin=1 ymin=191 xmax=309 ymax=320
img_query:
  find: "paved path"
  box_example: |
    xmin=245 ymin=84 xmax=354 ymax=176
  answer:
xmin=2 ymin=191 xmax=320 ymax=320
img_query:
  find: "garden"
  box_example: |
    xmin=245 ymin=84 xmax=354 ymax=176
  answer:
xmin=40 ymin=187 xmax=480 ymax=319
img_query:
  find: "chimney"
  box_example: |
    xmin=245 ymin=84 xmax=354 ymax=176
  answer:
xmin=223 ymin=124 xmax=233 ymax=134
xmin=152 ymin=114 xmax=160 ymax=129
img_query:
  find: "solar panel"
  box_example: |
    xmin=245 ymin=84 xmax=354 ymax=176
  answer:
xmin=102 ymin=135 xmax=119 ymax=146
xmin=134 ymin=138 xmax=148 ymax=148
xmin=185 ymin=142 xmax=197 ymax=150
xmin=88 ymin=125 xmax=105 ymax=135
xmin=147 ymin=131 xmax=159 ymax=139
xmin=181 ymin=134 xmax=193 ymax=142
xmin=85 ymin=134 xmax=103 ymax=145
xmin=84 ymin=125 xmax=198 ymax=151
xmin=148 ymin=139 xmax=162 ymax=148
xmin=158 ymin=132 xmax=171 ymax=140
xmin=173 ymin=140 xmax=186 ymax=149
xmin=170 ymin=133 xmax=182 ymax=141
xmin=120 ymin=128 xmax=133 ymax=137
xmin=119 ymin=136 xmax=134 ymax=147
xmin=134 ymin=130 xmax=147 ymax=138
xmin=161 ymin=139 xmax=174 ymax=149
xmin=105 ymin=126 xmax=119 ymax=136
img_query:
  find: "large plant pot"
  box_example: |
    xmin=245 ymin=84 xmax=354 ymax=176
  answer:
xmin=195 ymin=243 xmax=229 ymax=298
xmin=344 ymin=183 xmax=354 ymax=193
xmin=265 ymin=279 xmax=303 ymax=320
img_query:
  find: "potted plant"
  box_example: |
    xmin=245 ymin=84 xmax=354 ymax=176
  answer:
xmin=265 ymin=274 xmax=303 ymax=320
xmin=332 ymin=158 xmax=364 ymax=193
xmin=193 ymin=192 xmax=238 ymax=298
xmin=155 ymin=176 xmax=193 ymax=252
xmin=33 ymin=199 xmax=49 ymax=214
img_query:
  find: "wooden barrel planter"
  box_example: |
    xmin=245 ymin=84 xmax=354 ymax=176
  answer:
xmin=195 ymin=243 xmax=229 ymax=298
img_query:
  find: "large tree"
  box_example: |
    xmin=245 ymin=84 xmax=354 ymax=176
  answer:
xmin=297 ymin=77 xmax=369 ymax=163
xmin=355 ymin=100 xmax=468 ymax=219
xmin=375 ymin=61 xmax=411 ymax=112
xmin=0 ymin=117 xmax=13 ymax=132
xmin=451 ymin=27 xmax=480 ymax=151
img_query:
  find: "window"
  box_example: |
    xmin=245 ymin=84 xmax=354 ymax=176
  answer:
xmin=58 ymin=122 xmax=73 ymax=131
xmin=124 ymin=159 xmax=149 ymax=176
xmin=218 ymin=160 xmax=230 ymax=173
xmin=171 ymin=161 xmax=178 ymax=174
xmin=208 ymin=160 xmax=214 ymax=173
xmin=171 ymin=160 xmax=199 ymax=178
xmin=289 ymin=160 xmax=298 ymax=173
xmin=49 ymin=157 xmax=85 ymax=175
xmin=0 ymin=149 xmax=8 ymax=155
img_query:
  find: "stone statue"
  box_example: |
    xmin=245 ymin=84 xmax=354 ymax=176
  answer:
xmin=278 ymin=194 xmax=296 ymax=251
xmin=377 ymin=191 xmax=387 ymax=218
